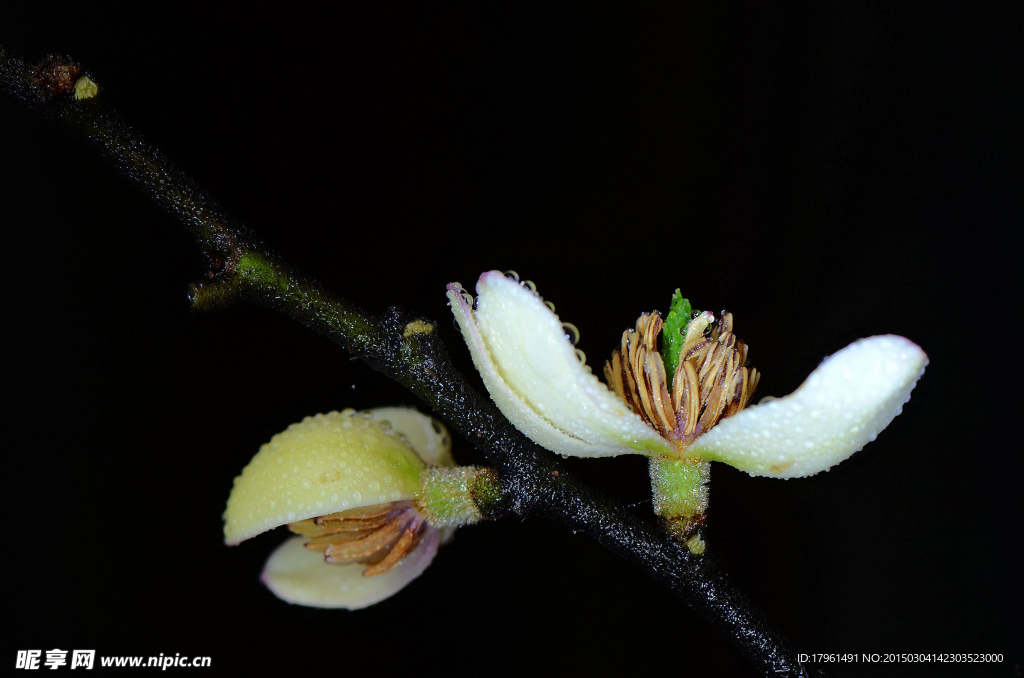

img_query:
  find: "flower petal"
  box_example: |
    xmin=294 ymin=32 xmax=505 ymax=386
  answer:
xmin=223 ymin=409 xmax=429 ymax=545
xmin=689 ymin=335 xmax=928 ymax=478
xmin=368 ymin=406 xmax=454 ymax=467
xmin=448 ymin=272 xmax=675 ymax=458
xmin=261 ymin=528 xmax=440 ymax=609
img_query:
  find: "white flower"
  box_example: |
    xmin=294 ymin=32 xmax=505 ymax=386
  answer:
xmin=223 ymin=407 xmax=454 ymax=609
xmin=448 ymin=271 xmax=927 ymax=478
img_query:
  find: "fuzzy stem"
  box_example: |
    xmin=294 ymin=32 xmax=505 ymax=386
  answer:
xmin=649 ymin=457 xmax=711 ymax=549
xmin=420 ymin=466 xmax=505 ymax=527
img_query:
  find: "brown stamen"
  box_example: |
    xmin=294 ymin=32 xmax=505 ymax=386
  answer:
xmin=288 ymin=500 xmax=427 ymax=577
xmin=604 ymin=312 xmax=678 ymax=438
xmin=362 ymin=521 xmax=426 ymax=576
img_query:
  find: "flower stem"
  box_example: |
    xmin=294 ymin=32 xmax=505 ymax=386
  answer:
xmin=420 ymin=466 xmax=505 ymax=527
xmin=649 ymin=457 xmax=710 ymax=549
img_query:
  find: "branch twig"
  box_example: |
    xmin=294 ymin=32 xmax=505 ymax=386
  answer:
xmin=2 ymin=48 xmax=820 ymax=677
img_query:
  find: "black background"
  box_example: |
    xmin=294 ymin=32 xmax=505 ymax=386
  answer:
xmin=3 ymin=3 xmax=1020 ymax=677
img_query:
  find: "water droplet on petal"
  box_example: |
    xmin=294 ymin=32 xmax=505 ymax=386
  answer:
xmin=562 ymin=322 xmax=580 ymax=345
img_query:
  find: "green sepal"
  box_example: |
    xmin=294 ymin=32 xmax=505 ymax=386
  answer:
xmin=662 ymin=289 xmax=693 ymax=385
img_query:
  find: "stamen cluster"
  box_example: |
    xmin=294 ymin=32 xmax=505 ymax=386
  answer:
xmin=289 ymin=501 xmax=427 ymax=577
xmin=605 ymin=310 xmax=759 ymax=450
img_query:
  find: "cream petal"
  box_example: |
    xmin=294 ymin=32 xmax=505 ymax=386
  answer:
xmin=689 ymin=335 xmax=928 ymax=478
xmin=448 ymin=272 xmax=675 ymax=458
xmin=368 ymin=406 xmax=454 ymax=467
xmin=223 ymin=409 xmax=429 ymax=545
xmin=261 ymin=529 xmax=440 ymax=609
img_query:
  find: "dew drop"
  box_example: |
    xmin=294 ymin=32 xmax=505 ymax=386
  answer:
xmin=562 ymin=322 xmax=580 ymax=345
xmin=521 ymin=279 xmax=537 ymax=293
xmin=504 ymin=270 xmax=520 ymax=282
xmin=575 ymin=348 xmax=587 ymax=364
xmin=544 ymin=300 xmax=556 ymax=313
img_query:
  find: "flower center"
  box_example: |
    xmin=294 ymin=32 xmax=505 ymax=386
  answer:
xmin=604 ymin=310 xmax=760 ymax=449
xmin=288 ymin=501 xmax=427 ymax=576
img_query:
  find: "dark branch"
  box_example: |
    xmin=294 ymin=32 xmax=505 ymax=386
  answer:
xmin=2 ymin=48 xmax=820 ymax=677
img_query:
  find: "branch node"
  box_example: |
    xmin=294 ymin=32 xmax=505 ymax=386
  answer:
xmin=403 ymin=319 xmax=435 ymax=338
xmin=31 ymin=55 xmax=82 ymax=100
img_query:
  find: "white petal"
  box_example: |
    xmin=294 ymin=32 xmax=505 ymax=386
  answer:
xmin=448 ymin=272 xmax=675 ymax=458
xmin=261 ymin=529 xmax=440 ymax=609
xmin=690 ymin=335 xmax=928 ymax=478
xmin=223 ymin=409 xmax=429 ymax=545
xmin=368 ymin=406 xmax=454 ymax=467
